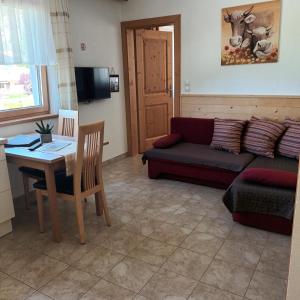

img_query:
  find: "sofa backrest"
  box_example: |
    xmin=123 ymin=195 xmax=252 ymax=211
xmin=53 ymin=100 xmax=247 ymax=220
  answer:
xmin=171 ymin=117 xmax=214 ymax=145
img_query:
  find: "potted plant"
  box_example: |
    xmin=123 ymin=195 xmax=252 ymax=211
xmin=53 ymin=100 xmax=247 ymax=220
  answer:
xmin=35 ymin=120 xmax=54 ymax=143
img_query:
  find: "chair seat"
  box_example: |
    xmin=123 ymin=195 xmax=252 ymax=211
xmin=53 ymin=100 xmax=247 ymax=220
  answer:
xmin=19 ymin=166 xmax=45 ymax=178
xmin=33 ymin=172 xmax=75 ymax=195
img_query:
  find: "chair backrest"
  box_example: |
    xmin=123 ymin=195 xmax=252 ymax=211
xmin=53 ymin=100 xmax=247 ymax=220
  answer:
xmin=74 ymin=121 xmax=104 ymax=194
xmin=58 ymin=109 xmax=79 ymax=137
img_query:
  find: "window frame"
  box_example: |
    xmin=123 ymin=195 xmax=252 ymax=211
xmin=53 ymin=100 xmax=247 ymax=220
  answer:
xmin=0 ymin=66 xmax=50 ymax=122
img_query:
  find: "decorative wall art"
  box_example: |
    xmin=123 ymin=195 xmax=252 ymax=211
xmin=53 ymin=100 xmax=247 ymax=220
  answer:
xmin=221 ymin=0 xmax=281 ymax=66
xmin=110 ymin=75 xmax=119 ymax=92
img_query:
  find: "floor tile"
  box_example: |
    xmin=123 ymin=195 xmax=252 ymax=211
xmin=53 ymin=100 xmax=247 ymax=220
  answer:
xmin=140 ymin=268 xmax=197 ymax=300
xmin=42 ymin=238 xmax=95 ymax=265
xmin=81 ymin=279 xmax=135 ymax=300
xmin=0 ymin=271 xmax=8 ymax=282
xmin=267 ymin=232 xmax=291 ymax=248
xmin=0 ymin=277 xmax=34 ymax=300
xmin=257 ymin=245 xmax=290 ymax=279
xmin=216 ymin=240 xmax=264 ymax=269
xmin=201 ymin=259 xmax=253 ymax=296
xmin=181 ymin=232 xmax=224 ymax=257
xmin=188 ymin=282 xmax=243 ymax=300
xmin=0 ymin=240 xmax=41 ymax=275
xmin=195 ymin=216 xmax=233 ymax=239
xmin=26 ymin=292 xmax=53 ymax=300
xmin=122 ymin=216 xmax=164 ymax=237
xmin=148 ymin=222 xmax=192 ymax=246
xmin=245 ymin=271 xmax=287 ymax=300
xmin=128 ymin=238 xmax=176 ymax=266
xmin=161 ymin=207 xmax=205 ymax=230
xmin=40 ymin=267 xmax=98 ymax=300
xmin=109 ymin=208 xmax=136 ymax=225
xmin=13 ymin=255 xmax=68 ymax=289
xmin=99 ymin=229 xmax=146 ymax=255
xmin=72 ymin=246 xmax=124 ymax=277
xmin=227 ymin=225 xmax=268 ymax=246
xmin=163 ymin=247 xmax=212 ymax=280
xmin=134 ymin=295 xmax=148 ymax=300
xmin=105 ymin=257 xmax=158 ymax=292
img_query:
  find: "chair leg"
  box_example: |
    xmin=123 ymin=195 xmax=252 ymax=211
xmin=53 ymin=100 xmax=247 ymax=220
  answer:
xmin=75 ymin=198 xmax=86 ymax=244
xmin=36 ymin=191 xmax=45 ymax=233
xmin=22 ymin=174 xmax=30 ymax=210
xmin=99 ymin=189 xmax=111 ymax=226
xmin=95 ymin=192 xmax=103 ymax=216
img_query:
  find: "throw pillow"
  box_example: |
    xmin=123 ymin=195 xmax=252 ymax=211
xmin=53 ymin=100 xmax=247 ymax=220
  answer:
xmin=210 ymin=118 xmax=246 ymax=154
xmin=243 ymin=117 xmax=286 ymax=158
xmin=240 ymin=168 xmax=297 ymax=189
xmin=278 ymin=119 xmax=300 ymax=159
xmin=153 ymin=133 xmax=182 ymax=149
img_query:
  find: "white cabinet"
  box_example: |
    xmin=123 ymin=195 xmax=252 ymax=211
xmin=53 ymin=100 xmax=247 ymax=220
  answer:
xmin=0 ymin=139 xmax=15 ymax=237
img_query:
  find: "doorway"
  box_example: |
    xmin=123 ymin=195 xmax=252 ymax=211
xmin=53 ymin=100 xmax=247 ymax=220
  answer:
xmin=121 ymin=15 xmax=181 ymax=155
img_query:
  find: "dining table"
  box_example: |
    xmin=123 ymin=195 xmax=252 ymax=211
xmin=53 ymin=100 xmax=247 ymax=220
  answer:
xmin=5 ymin=134 xmax=109 ymax=243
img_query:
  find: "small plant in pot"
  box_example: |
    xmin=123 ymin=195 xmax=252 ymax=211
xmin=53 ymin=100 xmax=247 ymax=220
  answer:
xmin=35 ymin=120 xmax=54 ymax=143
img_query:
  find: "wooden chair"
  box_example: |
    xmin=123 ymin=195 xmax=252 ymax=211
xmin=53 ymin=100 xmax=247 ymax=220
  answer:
xmin=57 ymin=109 xmax=79 ymax=137
xmin=20 ymin=109 xmax=79 ymax=209
xmin=34 ymin=121 xmax=111 ymax=244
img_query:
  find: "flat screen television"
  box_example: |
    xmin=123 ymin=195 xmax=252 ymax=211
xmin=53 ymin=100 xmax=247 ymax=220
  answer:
xmin=75 ymin=67 xmax=111 ymax=103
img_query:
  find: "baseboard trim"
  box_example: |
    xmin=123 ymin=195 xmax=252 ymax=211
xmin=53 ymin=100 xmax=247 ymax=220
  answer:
xmin=103 ymin=153 xmax=129 ymax=166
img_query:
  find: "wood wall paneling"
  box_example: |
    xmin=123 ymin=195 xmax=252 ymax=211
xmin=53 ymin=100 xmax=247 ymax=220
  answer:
xmin=181 ymin=94 xmax=300 ymax=121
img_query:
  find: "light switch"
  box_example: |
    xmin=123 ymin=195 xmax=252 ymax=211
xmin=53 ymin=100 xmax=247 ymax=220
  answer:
xmin=80 ymin=42 xmax=87 ymax=51
xmin=184 ymin=80 xmax=190 ymax=92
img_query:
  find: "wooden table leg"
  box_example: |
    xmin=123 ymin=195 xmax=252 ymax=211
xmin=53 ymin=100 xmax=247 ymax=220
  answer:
xmin=44 ymin=165 xmax=62 ymax=242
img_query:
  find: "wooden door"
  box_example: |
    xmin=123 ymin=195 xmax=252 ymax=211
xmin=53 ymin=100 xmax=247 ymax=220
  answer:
xmin=136 ymin=29 xmax=173 ymax=153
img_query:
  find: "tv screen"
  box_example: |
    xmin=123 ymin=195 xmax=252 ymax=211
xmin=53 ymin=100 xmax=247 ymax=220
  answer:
xmin=75 ymin=67 xmax=111 ymax=102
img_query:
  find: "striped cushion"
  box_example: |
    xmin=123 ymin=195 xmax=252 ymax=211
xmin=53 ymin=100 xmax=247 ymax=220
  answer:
xmin=243 ymin=117 xmax=286 ymax=158
xmin=210 ymin=118 xmax=246 ymax=155
xmin=278 ymin=119 xmax=300 ymax=159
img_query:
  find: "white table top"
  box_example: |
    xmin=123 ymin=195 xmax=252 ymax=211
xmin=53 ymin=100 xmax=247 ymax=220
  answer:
xmin=5 ymin=135 xmax=76 ymax=164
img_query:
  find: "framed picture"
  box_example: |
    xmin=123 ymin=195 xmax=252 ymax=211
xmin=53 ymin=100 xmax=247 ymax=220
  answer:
xmin=221 ymin=0 xmax=281 ymax=66
xmin=110 ymin=75 xmax=119 ymax=92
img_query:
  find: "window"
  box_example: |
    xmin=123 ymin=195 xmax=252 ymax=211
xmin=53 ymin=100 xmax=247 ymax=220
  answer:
xmin=0 ymin=0 xmax=56 ymax=122
xmin=0 ymin=65 xmax=49 ymax=121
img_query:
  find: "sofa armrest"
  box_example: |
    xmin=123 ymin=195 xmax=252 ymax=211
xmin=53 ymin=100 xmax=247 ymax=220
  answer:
xmin=153 ymin=133 xmax=182 ymax=149
xmin=240 ymin=168 xmax=297 ymax=189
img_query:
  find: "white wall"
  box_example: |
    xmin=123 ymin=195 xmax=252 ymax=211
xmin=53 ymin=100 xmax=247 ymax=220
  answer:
xmin=122 ymin=0 xmax=300 ymax=95
xmin=69 ymin=0 xmax=127 ymax=161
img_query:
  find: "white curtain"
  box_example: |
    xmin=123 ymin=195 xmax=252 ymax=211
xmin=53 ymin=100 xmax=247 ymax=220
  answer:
xmin=0 ymin=0 xmax=56 ymax=65
xmin=50 ymin=0 xmax=78 ymax=110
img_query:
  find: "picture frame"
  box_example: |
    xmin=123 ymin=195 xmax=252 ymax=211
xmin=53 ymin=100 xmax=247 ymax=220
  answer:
xmin=221 ymin=0 xmax=281 ymax=66
xmin=110 ymin=75 xmax=119 ymax=92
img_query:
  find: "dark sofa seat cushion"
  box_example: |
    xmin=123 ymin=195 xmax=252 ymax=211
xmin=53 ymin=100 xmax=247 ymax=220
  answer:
xmin=33 ymin=172 xmax=75 ymax=195
xmin=144 ymin=143 xmax=255 ymax=172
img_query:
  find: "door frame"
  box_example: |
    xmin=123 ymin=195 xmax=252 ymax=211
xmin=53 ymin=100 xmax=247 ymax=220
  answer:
xmin=121 ymin=15 xmax=181 ymax=156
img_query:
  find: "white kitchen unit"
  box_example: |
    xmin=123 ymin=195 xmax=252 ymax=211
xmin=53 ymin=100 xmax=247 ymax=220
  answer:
xmin=0 ymin=138 xmax=15 ymax=237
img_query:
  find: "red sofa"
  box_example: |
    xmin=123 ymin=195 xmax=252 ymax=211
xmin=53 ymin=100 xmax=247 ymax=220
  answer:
xmin=143 ymin=117 xmax=296 ymax=235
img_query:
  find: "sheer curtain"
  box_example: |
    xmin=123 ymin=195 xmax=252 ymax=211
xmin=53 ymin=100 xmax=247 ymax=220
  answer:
xmin=50 ymin=0 xmax=78 ymax=110
xmin=0 ymin=0 xmax=56 ymax=65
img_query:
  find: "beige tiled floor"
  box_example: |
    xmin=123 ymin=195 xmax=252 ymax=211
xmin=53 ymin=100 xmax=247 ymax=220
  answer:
xmin=0 ymin=156 xmax=291 ymax=300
